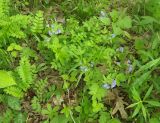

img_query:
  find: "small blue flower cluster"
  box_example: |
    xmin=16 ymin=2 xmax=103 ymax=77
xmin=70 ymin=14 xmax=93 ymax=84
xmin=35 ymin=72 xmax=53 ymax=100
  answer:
xmin=80 ymin=66 xmax=88 ymax=72
xmin=127 ymin=59 xmax=133 ymax=73
xmin=116 ymin=47 xmax=124 ymax=53
xmin=100 ymin=11 xmax=106 ymax=17
xmin=48 ymin=24 xmax=62 ymax=36
xmin=102 ymin=79 xmax=116 ymax=89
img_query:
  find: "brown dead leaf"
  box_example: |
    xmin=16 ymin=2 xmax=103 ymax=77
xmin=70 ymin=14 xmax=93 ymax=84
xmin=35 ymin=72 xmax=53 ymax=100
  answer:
xmin=97 ymin=64 xmax=107 ymax=74
xmin=106 ymin=90 xmax=116 ymax=101
xmin=112 ymin=96 xmax=128 ymax=119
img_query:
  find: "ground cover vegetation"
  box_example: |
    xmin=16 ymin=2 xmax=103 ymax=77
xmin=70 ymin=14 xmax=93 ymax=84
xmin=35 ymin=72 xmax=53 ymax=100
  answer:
xmin=0 ymin=0 xmax=160 ymax=122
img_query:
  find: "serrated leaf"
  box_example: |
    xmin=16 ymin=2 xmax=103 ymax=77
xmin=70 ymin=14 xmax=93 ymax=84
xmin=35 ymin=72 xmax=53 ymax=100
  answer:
xmin=7 ymin=96 xmax=21 ymax=110
xmin=14 ymin=113 xmax=26 ymax=123
xmin=0 ymin=70 xmax=16 ymax=88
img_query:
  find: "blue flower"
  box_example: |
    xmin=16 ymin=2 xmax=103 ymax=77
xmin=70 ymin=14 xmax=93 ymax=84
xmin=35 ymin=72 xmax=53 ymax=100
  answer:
xmin=55 ymin=29 xmax=62 ymax=34
xmin=51 ymin=24 xmax=54 ymax=29
xmin=119 ymin=47 xmax=124 ymax=53
xmin=46 ymin=24 xmax=50 ymax=28
xmin=116 ymin=47 xmax=124 ymax=53
xmin=102 ymin=80 xmax=117 ymax=89
xmin=127 ymin=59 xmax=131 ymax=64
xmin=111 ymin=34 xmax=116 ymax=38
xmin=128 ymin=65 xmax=133 ymax=73
xmin=116 ymin=62 xmax=121 ymax=66
xmin=44 ymin=37 xmax=51 ymax=42
xmin=102 ymin=83 xmax=111 ymax=89
xmin=80 ymin=66 xmax=88 ymax=72
xmin=48 ymin=30 xmax=54 ymax=36
xmin=90 ymin=61 xmax=94 ymax=68
xmin=111 ymin=80 xmax=116 ymax=88
xmin=100 ymin=11 xmax=106 ymax=17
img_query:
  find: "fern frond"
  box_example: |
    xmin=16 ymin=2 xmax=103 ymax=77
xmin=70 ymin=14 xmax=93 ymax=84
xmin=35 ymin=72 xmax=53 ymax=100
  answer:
xmin=31 ymin=11 xmax=44 ymax=34
xmin=0 ymin=49 xmax=12 ymax=69
xmin=33 ymin=78 xmax=48 ymax=101
xmin=0 ymin=14 xmax=30 ymax=39
xmin=4 ymin=86 xmax=23 ymax=98
xmin=18 ymin=57 xmax=33 ymax=91
xmin=0 ymin=0 xmax=10 ymax=17
xmin=8 ymin=15 xmax=30 ymax=38
xmin=3 ymin=57 xmax=34 ymax=98
xmin=31 ymin=96 xmax=41 ymax=113
xmin=0 ymin=94 xmax=5 ymax=103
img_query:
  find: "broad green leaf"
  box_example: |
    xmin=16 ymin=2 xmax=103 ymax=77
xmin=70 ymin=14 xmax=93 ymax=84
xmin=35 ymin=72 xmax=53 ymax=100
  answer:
xmin=132 ymin=104 xmax=141 ymax=118
xmin=100 ymin=17 xmax=110 ymax=26
xmin=89 ymin=83 xmax=106 ymax=101
xmin=92 ymin=100 xmax=104 ymax=112
xmin=146 ymin=100 xmax=160 ymax=107
xmin=108 ymin=118 xmax=121 ymax=123
xmin=110 ymin=10 xmax=119 ymax=22
xmin=61 ymin=106 xmax=70 ymax=118
xmin=134 ymin=39 xmax=145 ymax=50
xmin=149 ymin=118 xmax=160 ymax=123
xmin=116 ymin=73 xmax=126 ymax=85
xmin=117 ymin=16 xmax=132 ymax=29
xmin=99 ymin=112 xmax=111 ymax=123
xmin=143 ymin=85 xmax=153 ymax=100
xmin=51 ymin=115 xmax=69 ymax=123
xmin=0 ymin=70 xmax=16 ymax=88
xmin=112 ymin=24 xmax=123 ymax=35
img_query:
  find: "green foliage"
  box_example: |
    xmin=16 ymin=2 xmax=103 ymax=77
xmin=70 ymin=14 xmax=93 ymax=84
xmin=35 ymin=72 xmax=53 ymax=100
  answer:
xmin=0 ymin=0 xmax=10 ymax=17
xmin=18 ymin=57 xmax=33 ymax=90
xmin=31 ymin=96 xmax=41 ymax=113
xmin=0 ymin=0 xmax=160 ymax=122
xmin=146 ymin=0 xmax=160 ymax=20
xmin=0 ymin=14 xmax=30 ymax=39
xmin=0 ymin=0 xmax=30 ymax=48
xmin=0 ymin=70 xmax=16 ymax=88
xmin=128 ymin=85 xmax=160 ymax=121
xmin=31 ymin=10 xmax=44 ymax=34
xmin=4 ymin=57 xmax=34 ymax=98
xmin=33 ymin=78 xmax=48 ymax=101
xmin=0 ymin=49 xmax=12 ymax=69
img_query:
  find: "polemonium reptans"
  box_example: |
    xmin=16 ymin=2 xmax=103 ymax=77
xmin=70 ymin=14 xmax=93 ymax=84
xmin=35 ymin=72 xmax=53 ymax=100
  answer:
xmin=102 ymin=80 xmax=116 ymax=89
